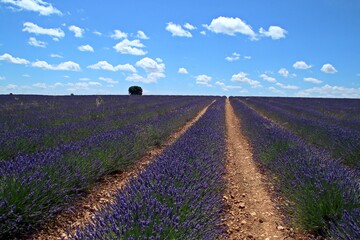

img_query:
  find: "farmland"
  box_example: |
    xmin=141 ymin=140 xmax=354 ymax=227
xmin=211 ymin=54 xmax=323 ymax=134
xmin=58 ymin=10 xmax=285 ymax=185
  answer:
xmin=0 ymin=95 xmax=359 ymax=239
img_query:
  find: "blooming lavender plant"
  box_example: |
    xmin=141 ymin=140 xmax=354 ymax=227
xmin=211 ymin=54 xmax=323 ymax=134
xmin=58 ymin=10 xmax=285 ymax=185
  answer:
xmin=73 ymin=98 xmax=227 ymax=239
xmin=0 ymin=95 xmax=216 ymax=238
xmin=230 ymin=97 xmax=360 ymax=239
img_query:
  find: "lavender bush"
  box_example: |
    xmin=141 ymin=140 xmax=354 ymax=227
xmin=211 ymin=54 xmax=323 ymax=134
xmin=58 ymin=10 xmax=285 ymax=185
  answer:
xmin=0 ymin=95 xmax=216 ymax=238
xmin=230 ymin=97 xmax=360 ymax=239
xmin=73 ymin=98 xmax=227 ymax=239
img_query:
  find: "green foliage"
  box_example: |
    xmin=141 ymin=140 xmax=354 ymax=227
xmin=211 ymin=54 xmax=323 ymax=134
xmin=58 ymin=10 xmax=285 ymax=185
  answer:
xmin=128 ymin=86 xmax=143 ymax=95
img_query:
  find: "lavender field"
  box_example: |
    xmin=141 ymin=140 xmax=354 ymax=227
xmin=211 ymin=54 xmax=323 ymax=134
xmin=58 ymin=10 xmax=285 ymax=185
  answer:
xmin=0 ymin=95 xmax=359 ymax=239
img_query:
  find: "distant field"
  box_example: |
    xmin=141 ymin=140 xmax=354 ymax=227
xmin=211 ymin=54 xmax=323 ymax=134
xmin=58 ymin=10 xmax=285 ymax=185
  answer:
xmin=0 ymin=95 xmax=359 ymax=239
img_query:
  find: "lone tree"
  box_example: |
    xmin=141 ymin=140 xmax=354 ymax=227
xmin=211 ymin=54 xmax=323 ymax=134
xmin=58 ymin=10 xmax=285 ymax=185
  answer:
xmin=128 ymin=86 xmax=143 ymax=95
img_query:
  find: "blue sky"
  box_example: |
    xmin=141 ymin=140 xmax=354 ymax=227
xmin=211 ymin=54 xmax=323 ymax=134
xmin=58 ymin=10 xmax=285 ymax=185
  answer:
xmin=0 ymin=0 xmax=359 ymax=97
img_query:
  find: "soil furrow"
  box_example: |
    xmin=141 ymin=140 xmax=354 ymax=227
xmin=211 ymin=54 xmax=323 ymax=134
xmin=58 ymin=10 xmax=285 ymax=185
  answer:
xmin=223 ymin=98 xmax=305 ymax=240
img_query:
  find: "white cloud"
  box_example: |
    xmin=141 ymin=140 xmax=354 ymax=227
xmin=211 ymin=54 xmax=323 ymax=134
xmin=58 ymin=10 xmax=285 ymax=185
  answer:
xmin=0 ymin=76 xmax=5 ymax=80
xmin=6 ymin=84 xmax=18 ymax=90
xmin=304 ymin=77 xmax=323 ymax=84
xmin=23 ymin=22 xmax=64 ymax=38
xmin=79 ymin=77 xmax=90 ymax=81
xmin=137 ymin=30 xmax=149 ymax=39
xmin=298 ymin=84 xmax=360 ymax=98
xmin=244 ymin=56 xmax=251 ymax=60
xmin=225 ymin=52 xmax=240 ymax=62
xmin=32 ymin=60 xmax=81 ymax=71
xmin=87 ymin=60 xmax=136 ymax=72
xmin=22 ymin=74 xmax=30 ymax=77
xmin=278 ymin=68 xmax=289 ymax=77
xmin=66 ymin=82 xmax=102 ymax=91
xmin=293 ymin=61 xmax=312 ymax=69
xmin=215 ymin=81 xmax=241 ymax=91
xmin=178 ymin=67 xmax=189 ymax=74
xmin=78 ymin=44 xmax=94 ymax=52
xmin=269 ymin=86 xmax=284 ymax=94
xmin=183 ymin=23 xmax=196 ymax=30
xmin=0 ymin=53 xmax=30 ymax=64
xmin=113 ymin=39 xmax=147 ymax=55
xmin=259 ymin=73 xmax=277 ymax=83
xmin=32 ymin=82 xmax=47 ymax=88
xmin=1 ymin=0 xmax=62 ymax=16
xmin=200 ymin=31 xmax=206 ymax=35
xmin=28 ymin=37 xmax=47 ymax=47
xmin=259 ymin=26 xmax=287 ymax=40
xmin=126 ymin=57 xmax=165 ymax=83
xmin=321 ymin=63 xmax=337 ymax=74
xmin=231 ymin=72 xmax=261 ymax=88
xmin=98 ymin=77 xmax=118 ymax=84
xmin=93 ymin=31 xmax=102 ymax=36
xmin=276 ymin=82 xmax=299 ymax=90
xmin=68 ymin=25 xmax=84 ymax=38
xmin=50 ymin=53 xmax=62 ymax=58
xmin=166 ymin=22 xmax=192 ymax=37
xmin=195 ymin=74 xmax=212 ymax=86
xmin=111 ymin=29 xmax=128 ymax=39
xmin=204 ymin=16 xmax=256 ymax=39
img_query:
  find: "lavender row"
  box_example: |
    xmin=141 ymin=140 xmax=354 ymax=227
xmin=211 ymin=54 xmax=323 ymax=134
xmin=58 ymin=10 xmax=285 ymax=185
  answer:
xmin=0 ymin=95 xmax=210 ymax=160
xmin=250 ymin=97 xmax=360 ymax=131
xmin=72 ymin=98 xmax=227 ymax=240
xmin=230 ymin=97 xmax=360 ymax=239
xmin=0 ymin=95 xmax=216 ymax=238
xmin=241 ymin=97 xmax=360 ymax=171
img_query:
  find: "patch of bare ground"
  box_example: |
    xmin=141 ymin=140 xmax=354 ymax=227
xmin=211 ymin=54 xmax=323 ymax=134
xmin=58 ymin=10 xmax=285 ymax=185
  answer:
xmin=29 ymin=101 xmax=215 ymax=240
xmin=223 ymin=99 xmax=308 ymax=240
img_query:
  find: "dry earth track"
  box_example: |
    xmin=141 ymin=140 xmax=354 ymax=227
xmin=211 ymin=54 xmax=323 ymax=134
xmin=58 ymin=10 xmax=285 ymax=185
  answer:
xmin=223 ymin=98 xmax=308 ymax=240
xmin=29 ymin=101 xmax=215 ymax=240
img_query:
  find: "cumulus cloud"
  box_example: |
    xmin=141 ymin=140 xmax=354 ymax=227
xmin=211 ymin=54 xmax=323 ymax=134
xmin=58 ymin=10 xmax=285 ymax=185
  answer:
xmin=204 ymin=16 xmax=256 ymax=39
xmin=298 ymin=84 xmax=360 ymax=98
xmin=259 ymin=26 xmax=287 ymax=39
xmin=200 ymin=31 xmax=206 ymax=35
xmin=78 ymin=44 xmax=94 ymax=52
xmin=137 ymin=30 xmax=149 ymax=39
xmin=32 ymin=60 xmax=81 ymax=71
xmin=278 ymin=68 xmax=289 ymax=77
xmin=1 ymin=0 xmax=62 ymax=16
xmin=231 ymin=72 xmax=261 ymax=88
xmin=0 ymin=53 xmax=30 ymax=64
xmin=269 ymin=86 xmax=284 ymax=94
xmin=98 ymin=77 xmax=118 ymax=84
xmin=178 ymin=67 xmax=189 ymax=74
xmin=183 ymin=23 xmax=196 ymax=30
xmin=32 ymin=82 xmax=47 ymax=88
xmin=195 ymin=74 xmax=212 ymax=86
xmin=50 ymin=53 xmax=62 ymax=58
xmin=276 ymin=82 xmax=299 ymax=90
xmin=225 ymin=52 xmax=240 ymax=62
xmin=28 ymin=37 xmax=47 ymax=47
xmin=87 ymin=60 xmax=136 ymax=72
xmin=113 ymin=39 xmax=147 ymax=55
xmin=293 ymin=61 xmax=312 ymax=69
xmin=259 ymin=73 xmax=277 ymax=83
xmin=244 ymin=56 xmax=251 ymax=60
xmin=166 ymin=22 xmax=192 ymax=37
xmin=68 ymin=25 xmax=84 ymax=38
xmin=304 ymin=77 xmax=323 ymax=84
xmin=66 ymin=82 xmax=102 ymax=91
xmin=321 ymin=63 xmax=337 ymax=74
xmin=23 ymin=22 xmax=64 ymax=38
xmin=215 ymin=81 xmax=242 ymax=91
xmin=93 ymin=31 xmax=102 ymax=36
xmin=126 ymin=57 xmax=165 ymax=83
xmin=111 ymin=29 xmax=128 ymax=39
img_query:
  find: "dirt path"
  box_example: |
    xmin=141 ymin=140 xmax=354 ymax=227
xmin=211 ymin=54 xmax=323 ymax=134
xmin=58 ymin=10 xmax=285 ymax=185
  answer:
xmin=30 ymin=101 xmax=215 ymax=240
xmin=223 ymin=99 xmax=303 ymax=240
